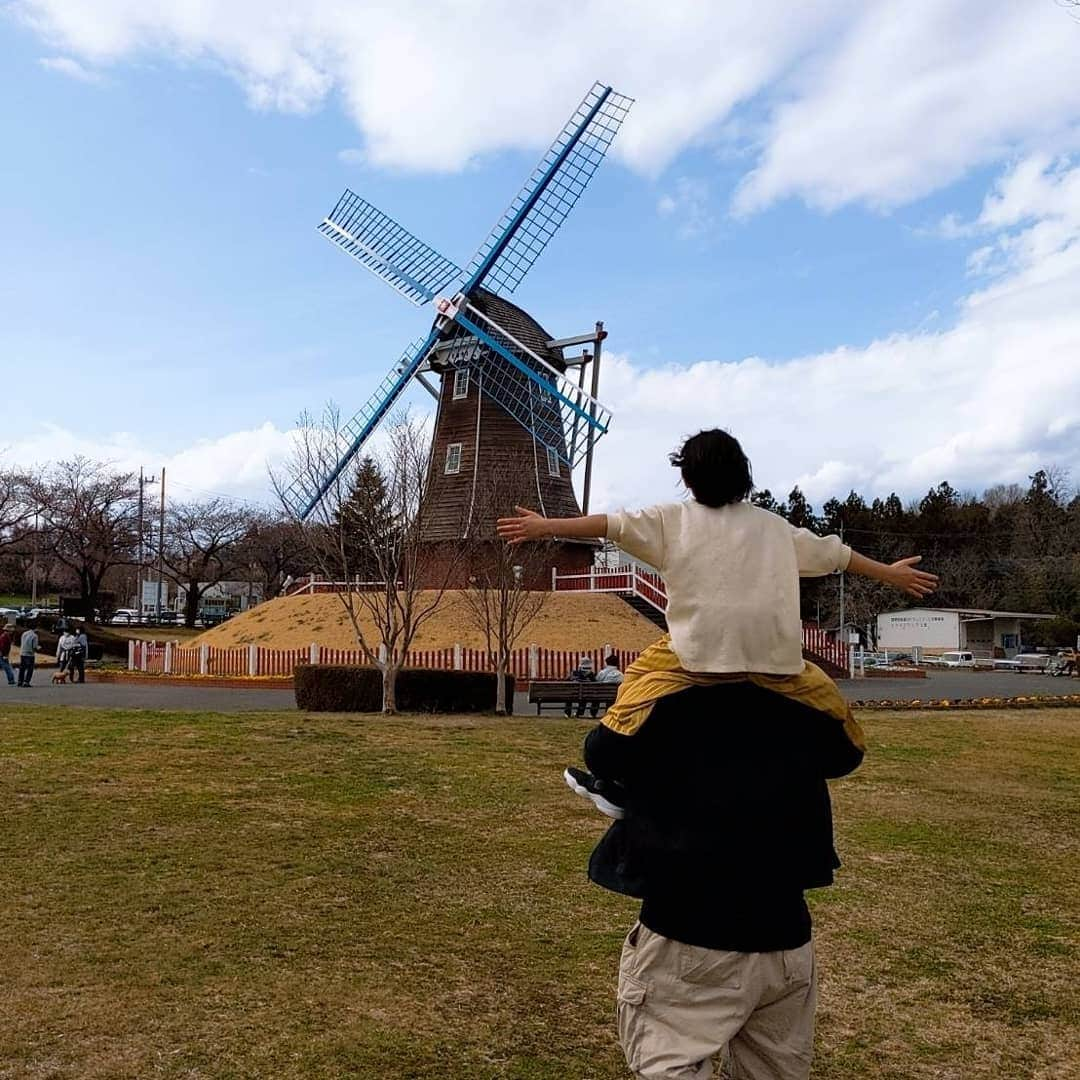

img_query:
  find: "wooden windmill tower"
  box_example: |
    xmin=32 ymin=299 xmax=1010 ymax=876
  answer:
xmin=281 ymin=83 xmax=633 ymax=586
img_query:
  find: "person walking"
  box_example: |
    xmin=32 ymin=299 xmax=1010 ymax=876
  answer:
xmin=18 ymin=626 xmax=39 ymax=687
xmin=583 ymin=681 xmax=864 ymax=1079
xmin=69 ymin=625 xmax=89 ymax=683
xmin=0 ymin=623 xmax=16 ymax=686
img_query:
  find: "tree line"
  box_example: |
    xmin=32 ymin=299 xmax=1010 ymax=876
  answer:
xmin=0 ymin=458 xmax=308 ymax=625
xmin=2 ymin=453 xmax=1077 ymax=647
xmin=751 ymin=468 xmax=1080 ymax=645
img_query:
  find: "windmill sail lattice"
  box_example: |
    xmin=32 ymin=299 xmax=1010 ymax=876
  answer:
xmin=318 ymin=191 xmax=462 ymax=305
xmin=447 ymin=301 xmax=610 ymax=468
xmin=295 ymin=81 xmax=632 ymax=521
xmin=280 ymin=331 xmax=438 ymax=519
xmin=463 ymin=82 xmax=633 ymax=297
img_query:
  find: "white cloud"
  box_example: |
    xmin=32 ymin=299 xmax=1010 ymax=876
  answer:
xmin=17 ymin=0 xmax=1080 ymax=214
xmin=8 ymin=422 xmax=296 ymax=506
xmin=592 ymin=156 xmax=1080 ymax=510
xmin=733 ymin=1 xmax=1080 ymax=214
xmin=38 ymin=55 xmax=102 ymax=82
xmin=656 ymin=177 xmax=713 ymax=237
xmin=13 ymin=157 xmax=1078 ymax=518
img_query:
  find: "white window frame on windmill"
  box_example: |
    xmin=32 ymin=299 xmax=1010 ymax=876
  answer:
xmin=452 ymin=367 xmax=469 ymax=400
xmin=445 ymin=443 xmax=463 ymax=475
xmin=546 ymin=446 xmax=560 ymax=477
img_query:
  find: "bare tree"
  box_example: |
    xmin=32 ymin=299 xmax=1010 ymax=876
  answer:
xmin=275 ymin=407 xmax=466 ymax=713
xmin=161 ymin=499 xmax=253 ymax=627
xmin=459 ymin=466 xmax=553 ymax=714
xmin=0 ymin=468 xmax=35 ymax=552
xmin=239 ymin=511 xmax=307 ymax=598
xmin=33 ymin=458 xmax=138 ymax=613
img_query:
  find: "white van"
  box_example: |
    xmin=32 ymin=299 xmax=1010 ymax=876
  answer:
xmin=927 ymin=651 xmax=976 ymax=668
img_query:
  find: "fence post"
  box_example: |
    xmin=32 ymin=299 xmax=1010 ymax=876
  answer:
xmin=164 ymin=641 xmax=173 ymax=675
xmin=248 ymin=643 xmax=258 ymax=677
xmin=199 ymin=644 xmax=209 ymax=676
xmin=528 ymin=643 xmax=538 ymax=680
xmin=551 ymin=566 xmax=557 ymax=591
xmin=453 ymin=643 xmax=463 ymax=671
xmin=309 ymin=641 xmax=318 ymax=665
xmin=590 ymin=564 xmax=596 ymax=591
xmin=140 ymin=642 xmax=149 ymax=673
xmin=128 ymin=639 xmax=135 ymax=671
xmin=849 ymin=643 xmax=856 ymax=679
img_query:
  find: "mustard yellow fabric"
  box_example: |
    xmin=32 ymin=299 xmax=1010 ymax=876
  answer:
xmin=603 ymin=635 xmax=866 ymax=752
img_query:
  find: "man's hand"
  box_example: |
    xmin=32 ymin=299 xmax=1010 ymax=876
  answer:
xmin=496 ymin=506 xmax=550 ymax=545
xmin=886 ymin=556 xmax=939 ymax=599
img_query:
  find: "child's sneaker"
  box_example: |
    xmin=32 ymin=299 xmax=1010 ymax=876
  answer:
xmin=563 ymin=767 xmax=627 ymax=819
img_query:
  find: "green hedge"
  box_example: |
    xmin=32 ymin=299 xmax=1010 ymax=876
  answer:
xmin=294 ymin=665 xmax=516 ymax=714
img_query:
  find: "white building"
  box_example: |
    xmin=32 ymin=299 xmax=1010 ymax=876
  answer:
xmin=877 ymin=607 xmax=1054 ymax=659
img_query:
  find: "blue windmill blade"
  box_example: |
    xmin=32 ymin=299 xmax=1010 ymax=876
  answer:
xmin=447 ymin=300 xmax=612 ymax=468
xmin=318 ymin=190 xmax=462 ymax=306
xmin=280 ymin=329 xmax=440 ymax=519
xmin=463 ymin=82 xmax=633 ymax=298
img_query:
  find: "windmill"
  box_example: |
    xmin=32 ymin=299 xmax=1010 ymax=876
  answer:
xmin=283 ymin=82 xmax=633 ymax=586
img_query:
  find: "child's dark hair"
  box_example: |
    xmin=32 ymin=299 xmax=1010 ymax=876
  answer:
xmin=669 ymin=429 xmax=753 ymax=508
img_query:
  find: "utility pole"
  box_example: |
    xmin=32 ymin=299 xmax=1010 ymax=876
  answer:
xmin=581 ymin=321 xmax=605 ymax=514
xmin=30 ymin=511 xmax=39 ymax=605
xmin=837 ymin=524 xmax=845 ymax=636
xmin=137 ymin=469 xmax=158 ymax=617
xmin=155 ymin=468 xmax=166 ymax=619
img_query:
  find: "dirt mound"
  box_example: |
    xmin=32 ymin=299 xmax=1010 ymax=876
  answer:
xmin=190 ymin=591 xmax=664 ymax=652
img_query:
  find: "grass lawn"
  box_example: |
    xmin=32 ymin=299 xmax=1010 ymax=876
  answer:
xmin=0 ymin=706 xmax=1076 ymax=1079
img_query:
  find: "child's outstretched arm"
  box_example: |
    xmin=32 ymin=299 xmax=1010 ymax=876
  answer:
xmin=496 ymin=506 xmax=608 ymax=545
xmin=847 ymin=551 xmax=939 ymax=599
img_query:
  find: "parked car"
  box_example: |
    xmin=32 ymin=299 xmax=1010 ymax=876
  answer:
xmin=0 ymin=607 xmax=21 ymax=624
xmin=1012 ymin=652 xmax=1052 ymax=672
xmin=925 ymin=651 xmax=977 ymax=668
xmin=110 ymin=608 xmax=139 ymax=625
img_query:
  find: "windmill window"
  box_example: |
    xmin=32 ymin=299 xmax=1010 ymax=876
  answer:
xmin=546 ymin=447 xmax=560 ymax=477
xmin=445 ymin=443 xmax=463 ymax=475
xmin=452 ymin=368 xmax=469 ymax=400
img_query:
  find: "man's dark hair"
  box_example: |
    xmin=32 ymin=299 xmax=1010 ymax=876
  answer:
xmin=604 ymin=654 xmax=619 ymax=667
xmin=669 ymin=429 xmax=753 ymax=508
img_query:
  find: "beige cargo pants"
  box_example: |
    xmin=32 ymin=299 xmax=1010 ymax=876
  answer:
xmin=617 ymin=921 xmax=817 ymax=1080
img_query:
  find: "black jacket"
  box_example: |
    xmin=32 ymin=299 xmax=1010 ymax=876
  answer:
xmin=584 ymin=681 xmax=863 ymax=900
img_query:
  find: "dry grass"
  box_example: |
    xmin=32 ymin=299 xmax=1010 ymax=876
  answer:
xmin=0 ymin=705 xmax=1075 ymax=1079
xmin=190 ymin=591 xmax=665 ymax=653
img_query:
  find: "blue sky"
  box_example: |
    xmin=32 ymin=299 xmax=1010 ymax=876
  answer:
xmin=2 ymin=2 xmax=1079 ymax=510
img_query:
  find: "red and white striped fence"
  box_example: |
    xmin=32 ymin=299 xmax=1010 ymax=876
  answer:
xmin=127 ymin=640 xmax=640 ymax=680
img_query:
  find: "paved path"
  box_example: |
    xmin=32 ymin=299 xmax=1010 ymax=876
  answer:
xmin=2 ymin=669 xmax=1073 ymax=714
xmin=839 ymin=669 xmax=1075 ymax=701
xmin=2 ymin=681 xmax=295 ymax=712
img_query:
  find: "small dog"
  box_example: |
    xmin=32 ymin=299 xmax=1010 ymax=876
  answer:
xmin=51 ymin=670 xmax=69 ymax=685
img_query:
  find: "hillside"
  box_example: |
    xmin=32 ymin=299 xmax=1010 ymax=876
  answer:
xmin=190 ymin=591 xmax=664 ymax=652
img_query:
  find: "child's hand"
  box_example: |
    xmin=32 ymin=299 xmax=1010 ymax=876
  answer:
xmin=496 ymin=506 xmax=550 ymax=545
xmin=886 ymin=556 xmax=939 ymax=598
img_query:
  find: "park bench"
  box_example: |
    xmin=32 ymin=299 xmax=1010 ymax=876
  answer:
xmin=527 ymin=680 xmax=619 ymax=716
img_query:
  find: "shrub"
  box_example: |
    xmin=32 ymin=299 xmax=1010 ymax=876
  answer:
xmin=294 ymin=665 xmax=515 ymax=714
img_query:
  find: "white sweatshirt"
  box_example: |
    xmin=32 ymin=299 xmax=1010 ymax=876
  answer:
xmin=606 ymin=500 xmax=851 ymax=675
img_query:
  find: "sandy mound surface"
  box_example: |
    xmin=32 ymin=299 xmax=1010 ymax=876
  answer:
xmin=191 ymin=591 xmax=663 ymax=652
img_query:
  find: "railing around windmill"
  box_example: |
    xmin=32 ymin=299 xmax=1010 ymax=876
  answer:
xmin=127 ymin=640 xmax=641 ymax=682
xmin=283 ymin=575 xmax=402 ymax=596
xmin=551 ymin=565 xmax=853 ymax=676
